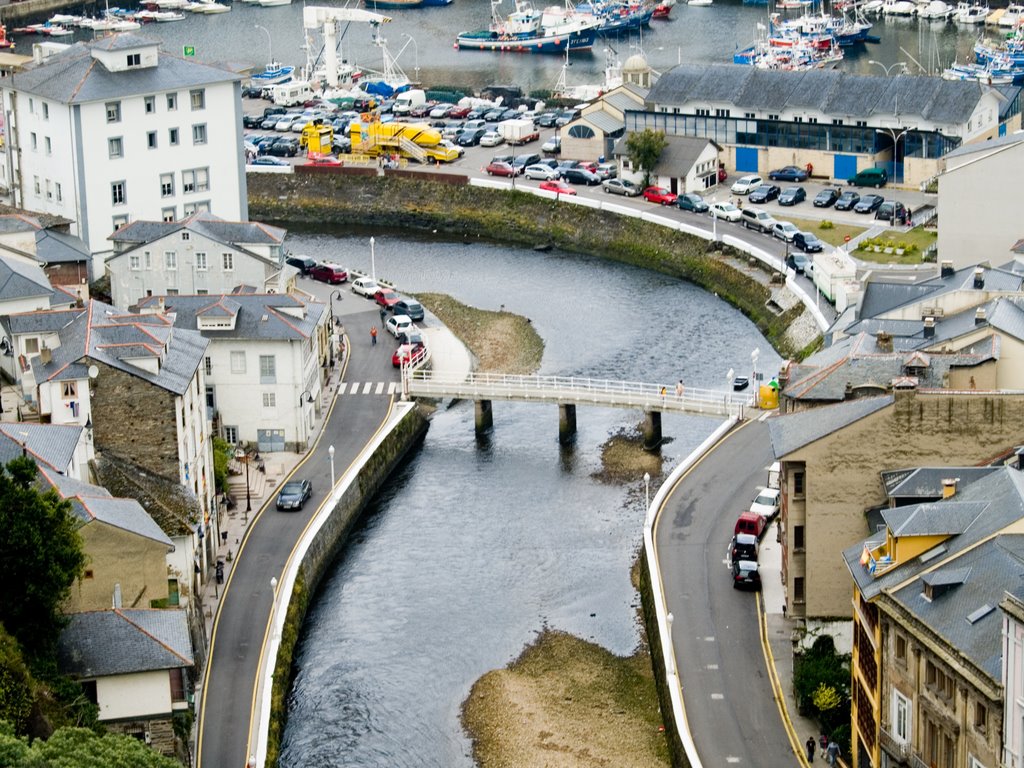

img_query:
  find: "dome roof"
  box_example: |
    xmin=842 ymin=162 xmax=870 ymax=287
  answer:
xmin=623 ymin=54 xmax=651 ymax=73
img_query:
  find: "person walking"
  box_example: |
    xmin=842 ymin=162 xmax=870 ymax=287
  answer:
xmin=370 ymin=326 xmax=377 ymax=346
xmin=826 ymin=740 xmax=841 ymax=766
xmin=675 ymin=380 xmax=684 ymax=398
xmin=379 ymin=307 xmax=387 ymax=326
xmin=805 ymin=736 xmax=816 ymax=763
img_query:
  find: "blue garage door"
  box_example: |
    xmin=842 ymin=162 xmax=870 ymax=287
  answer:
xmin=834 ymin=154 xmax=858 ymax=180
xmin=735 ymin=147 xmax=759 ymax=173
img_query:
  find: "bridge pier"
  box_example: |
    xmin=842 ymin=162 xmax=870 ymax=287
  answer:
xmin=558 ymin=403 xmax=577 ymax=445
xmin=643 ymin=410 xmax=663 ymax=451
xmin=475 ymin=399 xmax=493 ymax=435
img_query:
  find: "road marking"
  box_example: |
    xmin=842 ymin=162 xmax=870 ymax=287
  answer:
xmin=726 ymin=757 xmax=741 ymax=763
xmin=388 ymin=382 xmax=398 ymax=394
xmin=362 ymin=382 xmax=372 ymax=394
xmin=349 ymin=382 xmax=360 ymax=394
xmin=758 ymin=410 xmax=772 ymax=422
xmin=711 ymin=693 xmax=724 ymax=700
xmin=375 ymin=382 xmax=384 ymax=394
xmin=704 ymin=636 xmax=716 ymax=642
xmin=706 ymin=664 xmax=719 ymax=670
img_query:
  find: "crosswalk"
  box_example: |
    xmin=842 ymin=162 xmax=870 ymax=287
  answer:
xmin=338 ymin=381 xmax=402 ymax=396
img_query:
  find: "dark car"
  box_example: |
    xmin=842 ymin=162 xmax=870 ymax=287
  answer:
xmin=309 ymin=262 xmax=349 ymax=284
xmin=767 ymin=165 xmax=809 ymax=182
xmin=267 ymin=138 xmax=300 ymax=157
xmin=793 ymin=232 xmax=823 ymax=254
xmin=813 ymin=188 xmax=839 ymax=208
xmin=875 ymin=200 xmax=908 ymax=222
xmin=676 ymin=193 xmax=709 ymax=213
xmin=834 ymin=191 xmax=860 ymax=211
xmin=512 ymin=153 xmax=542 ymax=171
xmin=276 ymin=479 xmax=312 ymax=511
xmin=483 ymin=108 xmax=505 ymax=122
xmin=555 ymin=109 xmax=579 ymax=127
xmin=262 ymin=106 xmax=286 ymax=118
xmin=243 ymin=113 xmax=265 ymax=129
xmin=747 ymin=184 xmax=781 ymax=204
xmin=732 ymin=376 xmax=749 ymax=390
xmin=254 ymin=135 xmax=281 ymax=153
xmin=260 ymin=115 xmax=282 ymax=130
xmin=392 ymin=298 xmax=425 ymax=322
xmin=286 ymin=255 xmax=318 ymax=275
xmin=499 ymin=108 xmax=519 ymax=121
xmin=778 ymin=186 xmax=806 ymax=206
xmin=854 ymin=194 xmax=884 ymax=214
xmin=466 ymin=107 xmax=488 ymax=120
xmin=786 ymin=252 xmax=813 ymax=274
xmin=457 ymin=128 xmax=487 ymax=147
xmin=732 ymin=559 xmax=761 ymax=590
xmin=409 ymin=103 xmax=433 ymax=118
xmin=535 ymin=112 xmax=559 ymax=128
xmin=730 ymin=533 xmax=759 ymax=562
xmin=561 ymin=167 xmax=601 ymax=185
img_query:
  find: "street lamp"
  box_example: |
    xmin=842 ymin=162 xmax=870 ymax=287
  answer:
xmin=666 ymin=612 xmax=675 ymax=676
xmin=868 ymin=59 xmax=907 ymax=78
xmin=402 ymin=33 xmax=420 ymax=84
xmin=875 ymin=126 xmax=912 ymax=226
xmin=329 ymin=289 xmax=343 ymax=367
xmin=299 ymin=389 xmax=314 ymax=444
xmin=643 ymin=471 xmax=651 ymax=510
xmin=370 ymin=236 xmax=377 ymax=282
xmin=255 ymin=25 xmax=272 ymax=65
xmin=328 ymin=444 xmax=335 ymax=487
xmin=270 ymin=576 xmax=278 ymax=592
xmin=751 ymin=348 xmax=760 ymax=386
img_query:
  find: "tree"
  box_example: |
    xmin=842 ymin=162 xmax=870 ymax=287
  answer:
xmin=0 ymin=457 xmax=86 ymax=663
xmin=625 ymin=129 xmax=668 ymax=188
xmin=0 ymin=720 xmax=181 ymax=767
xmin=212 ymin=437 xmax=233 ymax=494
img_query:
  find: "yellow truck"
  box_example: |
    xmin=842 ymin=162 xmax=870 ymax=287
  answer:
xmin=350 ymin=121 xmax=459 ymax=164
xmin=299 ymin=122 xmax=335 ymax=156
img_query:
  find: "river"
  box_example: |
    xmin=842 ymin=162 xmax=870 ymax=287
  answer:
xmin=273 ymin=227 xmax=782 ymax=767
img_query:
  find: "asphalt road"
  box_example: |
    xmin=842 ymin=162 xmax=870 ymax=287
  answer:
xmin=196 ymin=306 xmax=398 ymax=768
xmin=655 ymin=418 xmax=796 ymax=766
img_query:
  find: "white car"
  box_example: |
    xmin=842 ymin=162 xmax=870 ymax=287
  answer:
xmin=772 ymin=221 xmax=800 ymax=243
xmin=524 ymin=163 xmax=560 ymax=181
xmin=429 ymin=103 xmax=455 ymax=119
xmin=351 ymin=276 xmax=380 ymax=297
xmin=274 ymin=113 xmax=302 ymax=132
xmin=730 ymin=174 xmax=764 ymax=194
xmin=479 ymin=131 xmax=504 ymax=147
xmin=438 ymin=138 xmax=465 ymax=157
xmin=385 ymin=314 xmax=414 ymax=338
xmin=541 ymin=135 xmax=561 ymax=153
xmin=709 ymin=201 xmax=742 ymax=222
xmin=749 ymin=487 xmax=780 ymax=519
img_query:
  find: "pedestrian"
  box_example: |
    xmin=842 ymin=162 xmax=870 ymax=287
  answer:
xmin=826 ymin=740 xmax=841 ymax=766
xmin=675 ymin=380 xmax=684 ymax=398
xmin=370 ymin=326 xmax=377 ymax=346
xmin=805 ymin=736 xmax=816 ymax=763
xmin=379 ymin=307 xmax=387 ymax=326
xmin=660 ymin=386 xmax=667 ymax=397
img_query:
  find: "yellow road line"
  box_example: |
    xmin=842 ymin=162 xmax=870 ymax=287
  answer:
xmin=757 ymin=591 xmax=808 ymax=766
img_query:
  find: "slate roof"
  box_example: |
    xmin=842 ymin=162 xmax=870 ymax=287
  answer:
xmin=768 ymin=395 xmax=893 ymax=458
xmin=136 ymin=293 xmax=327 ymax=342
xmin=6 ymin=307 xmax=84 ymax=335
xmin=881 ymin=500 xmax=988 ymax=536
xmin=0 ymin=214 xmax=42 ymax=234
xmin=31 ymin=299 xmax=207 ymax=395
xmin=70 ymin=495 xmax=173 ymax=547
xmin=881 ymin=466 xmax=1001 ymax=499
xmin=11 ymin=34 xmax=239 ymax=103
xmin=0 ymin=422 xmax=82 ymax=471
xmin=36 ymin=229 xmax=90 ymax=266
xmin=646 ymin=63 xmax=987 ymax=125
xmin=58 ymin=608 xmax=193 ymax=678
xmin=612 ymin=134 xmax=719 ymax=176
xmin=584 ymin=110 xmax=625 ymax=134
xmin=604 ymin=88 xmax=646 ymax=113
xmin=0 ymin=253 xmax=53 ymax=302
xmin=108 ymin=212 xmax=286 ymax=260
xmin=943 ymin=129 xmax=1024 ymax=161
xmin=858 ymin=264 xmax=1024 ymax=320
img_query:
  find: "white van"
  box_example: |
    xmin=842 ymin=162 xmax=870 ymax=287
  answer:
xmin=272 ymin=81 xmax=313 ymax=107
xmin=393 ymin=89 xmax=426 ymax=115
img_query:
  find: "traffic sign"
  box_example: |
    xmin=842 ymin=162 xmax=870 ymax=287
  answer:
xmin=183 ymin=45 xmax=195 ymax=57
xmin=844 ymin=235 xmax=851 ymax=242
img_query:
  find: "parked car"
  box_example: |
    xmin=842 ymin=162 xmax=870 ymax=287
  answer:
xmin=730 ymin=174 xmax=763 ymax=194
xmin=457 ymin=128 xmax=487 ymax=147
xmin=747 ymin=184 xmax=781 ymax=204
xmin=554 ymin=108 xmax=579 ymax=127
xmin=374 ymin=288 xmax=401 ymax=309
xmin=813 ymin=188 xmax=840 ymax=208
xmin=385 ymin=314 xmax=414 ymax=338
xmin=767 ymin=165 xmax=809 ymax=182
xmin=539 ymin=179 xmax=576 ymax=195
xmin=479 ymin=130 xmax=504 ymax=147
xmin=483 ymin=108 xmax=505 ymax=122
xmin=834 ymin=190 xmax=860 ymax=211
xmin=602 ymin=178 xmax=642 ymax=196
xmin=643 ymin=186 xmax=677 ymax=205
xmin=486 ymin=161 xmax=517 ymax=177
xmin=286 ymin=255 xmax=318 ymax=274
xmin=778 ymin=186 xmax=806 ymax=206
xmin=448 ymin=105 xmax=472 ymax=119
xmin=462 ymin=119 xmax=487 ymax=132
xmin=847 ymin=167 xmax=888 ymax=188
xmin=392 ymin=341 xmax=427 ymax=368
xmin=561 ymin=167 xmax=601 ymax=185
xmin=772 ymin=221 xmax=800 ymax=242
xmin=749 ymin=487 xmax=781 ymax=519
xmin=875 ymin=200 xmax=908 ymax=222
xmin=733 ymin=376 xmax=749 ymax=390
xmin=735 ymin=510 xmax=767 ymax=539
xmin=793 ymin=232 xmax=823 ymax=254
xmin=512 ymin=153 xmax=542 ymax=172
xmin=465 ymin=107 xmax=489 ymax=120
xmin=243 ymin=114 xmax=265 ymax=129
xmin=594 ymin=162 xmax=617 ymax=180
xmin=730 ymin=533 xmax=759 ymax=563
xmin=541 ymin=135 xmax=561 ymax=154
xmin=786 ymin=252 xmax=813 ymax=274
xmin=676 ymin=192 xmax=709 ymax=213
xmin=535 ymin=112 xmax=559 ymax=128
xmin=854 ymin=194 xmax=885 ymax=214
xmin=266 ymin=138 xmax=300 ymax=157
xmin=276 ymin=479 xmax=312 ymax=511
xmin=392 ymin=299 xmax=424 ymax=322
xmin=739 ymin=207 xmax=777 ymax=233
xmin=310 ymin=262 xmax=348 ymax=284
xmin=710 ymin=201 xmax=742 ymax=222
xmin=524 ymin=163 xmax=560 ymax=181
xmin=429 ymin=103 xmax=455 ymax=119
xmin=249 ymin=155 xmax=289 ymax=167
xmin=732 ymin=559 xmax=761 ymax=590
xmin=351 ymin=276 xmax=380 ymax=297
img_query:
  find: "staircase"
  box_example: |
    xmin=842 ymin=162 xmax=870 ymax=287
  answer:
xmin=226 ymin=457 xmax=267 ymax=507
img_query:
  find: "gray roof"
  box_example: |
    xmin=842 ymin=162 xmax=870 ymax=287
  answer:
xmin=108 ymin=212 xmax=285 ymax=257
xmin=0 ymin=422 xmax=82 ymax=471
xmin=582 ymin=110 xmax=625 ymax=135
xmin=768 ymin=395 xmax=893 ymax=458
xmin=70 ymin=495 xmax=173 ymax=547
xmin=859 ymin=264 xmax=1024 ymax=321
xmin=0 ymin=214 xmax=41 ymax=234
xmin=11 ymin=34 xmax=240 ymax=103
xmin=58 ymin=608 xmax=193 ymax=678
xmin=136 ymin=293 xmax=327 ymax=341
xmin=943 ymin=129 xmax=1024 ymax=161
xmin=612 ymin=133 xmax=719 ymax=176
xmin=604 ymin=88 xmax=646 ymax=113
xmin=36 ymin=228 xmax=90 ymax=266
xmin=0 ymin=253 xmax=53 ymax=302
xmin=6 ymin=306 xmax=82 ymax=335
xmin=881 ymin=500 xmax=988 ymax=536
xmin=32 ymin=299 xmax=207 ymax=395
xmin=646 ymin=63 xmax=988 ymax=125
xmin=881 ymin=466 xmax=1001 ymax=500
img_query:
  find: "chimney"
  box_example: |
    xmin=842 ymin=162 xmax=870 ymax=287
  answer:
xmin=940 ymin=260 xmax=954 ymax=278
xmin=941 ymin=478 xmax=958 ymax=499
xmin=923 ymin=317 xmax=935 ymax=338
xmin=158 ymin=296 xmax=166 ymax=313
xmin=975 ymin=307 xmax=987 ymax=325
xmin=876 ymin=331 xmax=893 ymax=352
xmin=39 ymin=346 xmax=52 ymax=364
xmin=973 ymin=267 xmax=985 ymax=289
xmin=112 ymin=583 xmax=122 ymax=609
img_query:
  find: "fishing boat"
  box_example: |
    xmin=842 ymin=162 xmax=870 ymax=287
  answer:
xmin=771 ymin=9 xmax=871 ymax=46
xmin=943 ymin=56 xmax=1021 ymax=83
xmin=252 ymin=61 xmax=297 ymax=84
xmin=999 ymin=2 xmax=1024 ymax=24
xmin=687 ymin=0 xmax=712 ymax=6
xmin=575 ymin=0 xmax=654 ymax=34
xmin=916 ymin=0 xmax=953 ymax=18
xmin=13 ymin=22 xmax=74 ymax=36
xmin=455 ymin=0 xmax=600 ymax=53
xmin=881 ymin=0 xmax=916 ymax=14
xmin=953 ymin=1 xmax=987 ymax=21
xmin=652 ymin=3 xmax=672 ymax=17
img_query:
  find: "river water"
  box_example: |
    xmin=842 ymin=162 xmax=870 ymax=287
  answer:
xmin=274 ymin=227 xmax=782 ymax=767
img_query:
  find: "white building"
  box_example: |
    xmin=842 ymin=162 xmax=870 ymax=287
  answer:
xmin=106 ymin=212 xmax=290 ymax=307
xmin=1002 ymin=585 xmax=1024 ymax=768
xmin=4 ymin=33 xmax=246 ymax=263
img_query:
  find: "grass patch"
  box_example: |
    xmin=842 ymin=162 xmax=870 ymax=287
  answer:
xmin=416 ymin=292 xmax=544 ymax=374
xmin=782 ymin=216 xmax=865 ymax=247
xmin=461 ymin=629 xmax=670 ymax=768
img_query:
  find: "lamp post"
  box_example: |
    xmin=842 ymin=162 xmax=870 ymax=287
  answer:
xmin=255 ymin=25 xmax=272 ymax=65
xmin=328 ymin=444 xmax=336 ymax=487
xmin=402 ymin=33 xmax=420 ymax=84
xmin=643 ymin=471 xmax=651 ymax=510
xmin=751 ymin=348 xmax=760 ymax=387
xmin=867 ymin=59 xmax=908 ymax=78
xmin=329 ymin=289 xmax=343 ymax=367
xmin=666 ymin=611 xmax=675 ymax=676
xmin=875 ymin=126 xmax=912 ymax=226
xmin=299 ymin=389 xmax=314 ymax=444
xmin=370 ymin=236 xmax=377 ymax=282
xmin=242 ymin=450 xmax=252 ymax=519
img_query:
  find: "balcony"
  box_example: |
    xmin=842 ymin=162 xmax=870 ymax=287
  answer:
xmin=879 ymin=727 xmax=910 ymax=764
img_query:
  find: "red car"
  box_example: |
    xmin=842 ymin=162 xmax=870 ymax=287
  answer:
xmin=304 ymin=153 xmax=342 ymax=166
xmin=374 ymin=288 xmax=401 ymax=309
xmin=447 ymin=105 xmax=472 ymax=118
xmin=486 ymin=161 xmax=517 ymax=177
xmin=392 ymin=342 xmax=427 ymax=368
xmin=643 ymin=186 xmax=677 ymax=205
xmin=538 ymin=179 xmax=576 ymax=195
xmin=309 ymin=263 xmax=348 ymax=284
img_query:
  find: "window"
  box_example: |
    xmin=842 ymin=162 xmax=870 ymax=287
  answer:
xmin=832 ymin=118 xmax=844 ymax=126
xmin=142 ymin=251 xmax=152 ymax=269
xmin=895 ymin=633 xmax=907 ymax=661
xmin=793 ymin=576 xmax=804 ymax=602
xmin=695 ymin=108 xmax=710 ymax=117
xmin=794 ymin=116 xmax=803 ymax=123
xmin=148 ymin=131 xmax=158 ymax=149
xmin=160 ymin=173 xmax=174 ymax=197
xmin=33 ymin=176 xmax=40 ymax=196
xmin=169 ymin=128 xmax=179 ymax=145
xmin=190 ymin=88 xmax=205 ymax=110
xmin=167 ymin=93 xmax=177 ymax=110
xmin=28 ymin=98 xmax=34 ymax=114
xmin=793 ymin=471 xmax=805 ymax=496
xmin=55 ymin=183 xmax=62 ymax=203
xmin=969 ymin=756 xmax=987 ymax=768
xmin=164 ymin=251 xmax=177 ymax=270
xmin=714 ymin=108 xmax=730 ymax=118
xmin=169 ymin=668 xmax=185 ymax=702
xmin=45 ymin=180 xmax=52 ymax=200
xmin=223 ymin=425 xmax=238 ymax=443
xmin=744 ymin=112 xmax=756 ymax=119
xmin=230 ymin=351 xmax=245 ymax=374
xmin=30 ymin=132 xmax=36 ymax=151
xmin=44 ymin=136 xmax=51 ymax=155
xmin=144 ymin=95 xmax=155 ymax=113
xmin=108 ymin=137 xmax=123 ymax=158
xmin=567 ymin=124 xmax=594 ymax=139
xmin=259 ymin=355 xmax=276 ymax=384
xmin=222 ymin=252 xmax=233 ymax=271
xmin=162 ymin=208 xmax=175 ymax=222
xmin=204 ymin=356 xmax=212 ymax=376
xmin=113 ymin=215 xmax=129 ymax=231
xmin=42 ymin=103 xmax=48 ymax=119
xmin=768 ymin=113 xmax=780 ymax=121
xmin=24 ymin=338 xmax=39 ymax=354
xmin=183 ymin=167 xmax=209 ymax=193
xmin=892 ymin=690 xmax=910 ymax=743
xmin=126 ymin=53 xmax=141 ymax=67
xmin=184 ymin=200 xmax=210 ymax=216
xmin=111 ymin=181 xmax=126 ymax=205
xmin=106 ymin=101 xmax=121 ymax=123
xmin=974 ymin=702 xmax=988 ymax=732
xmin=793 ymin=525 xmax=804 ymax=550
xmin=262 ymin=392 xmax=276 ymax=408
xmin=195 ymin=252 xmax=207 ymax=271
xmin=193 ymin=123 xmax=207 ymax=144
xmin=130 ymin=254 xmax=141 ymax=270
xmin=62 ymin=382 xmax=77 ymax=399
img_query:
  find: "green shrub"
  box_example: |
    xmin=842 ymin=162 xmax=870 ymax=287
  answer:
xmin=819 ymin=220 xmax=834 ymax=230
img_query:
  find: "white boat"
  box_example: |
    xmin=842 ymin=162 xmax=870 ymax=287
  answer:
xmin=954 ymin=1 xmax=988 ymax=21
xmin=881 ymin=0 xmax=916 ymax=14
xmin=138 ymin=9 xmax=185 ymax=21
xmin=688 ymin=0 xmax=713 ymax=6
xmin=258 ymin=0 xmax=293 ymax=6
xmin=191 ymin=1 xmax=231 ymax=11
xmin=154 ymin=0 xmax=187 ymax=7
xmin=998 ymin=2 xmax=1024 ymax=24
xmin=916 ymin=0 xmax=952 ymax=18
xmin=860 ymin=0 xmax=884 ymax=11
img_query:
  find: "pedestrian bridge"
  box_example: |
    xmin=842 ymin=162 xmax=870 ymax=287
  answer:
xmin=403 ymin=368 xmax=755 ymax=446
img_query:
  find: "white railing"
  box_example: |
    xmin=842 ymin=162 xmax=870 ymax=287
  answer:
xmin=405 ymin=368 xmax=753 ymax=417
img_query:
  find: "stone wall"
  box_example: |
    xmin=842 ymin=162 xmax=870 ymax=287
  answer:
xmin=69 ymin=521 xmax=169 ymax=612
xmin=108 ymin=715 xmax=177 ymax=759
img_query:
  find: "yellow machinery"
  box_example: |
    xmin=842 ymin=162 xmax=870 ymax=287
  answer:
xmin=299 ymin=122 xmax=334 ymax=156
xmin=350 ymin=121 xmax=458 ymax=164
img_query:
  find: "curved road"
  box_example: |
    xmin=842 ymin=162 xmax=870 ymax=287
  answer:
xmin=196 ymin=306 xmax=399 ymax=768
xmin=655 ymin=418 xmax=798 ymax=765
